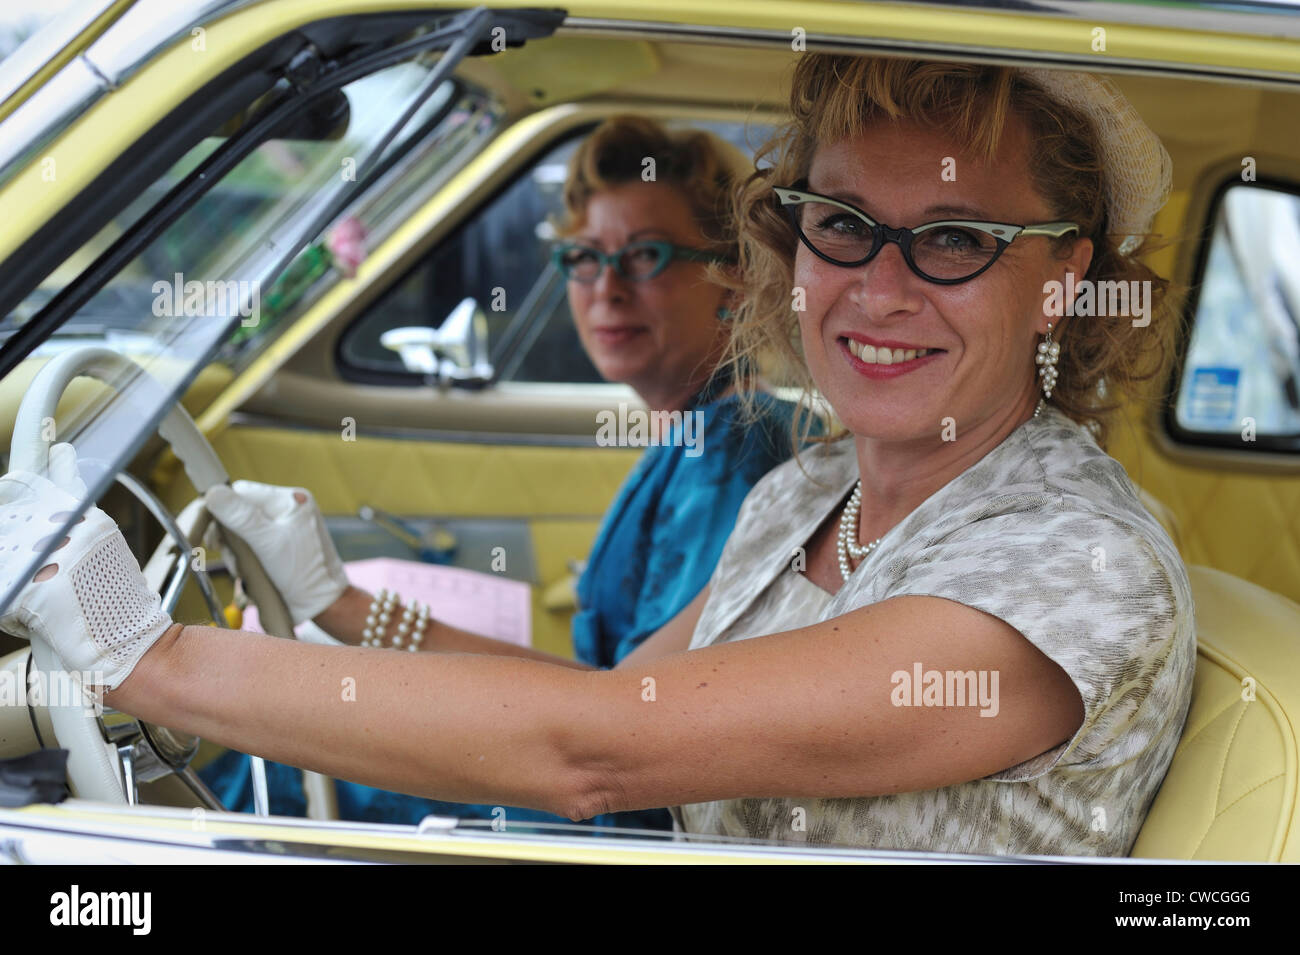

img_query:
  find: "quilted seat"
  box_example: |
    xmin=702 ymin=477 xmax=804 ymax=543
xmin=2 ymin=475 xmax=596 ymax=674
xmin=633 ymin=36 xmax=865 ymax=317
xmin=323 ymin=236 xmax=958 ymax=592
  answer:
xmin=1132 ymin=565 xmax=1300 ymax=861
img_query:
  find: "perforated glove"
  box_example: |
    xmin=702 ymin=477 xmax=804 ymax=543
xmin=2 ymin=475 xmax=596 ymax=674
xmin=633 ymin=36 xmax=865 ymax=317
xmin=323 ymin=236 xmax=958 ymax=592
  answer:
xmin=0 ymin=444 xmax=172 ymax=690
xmin=204 ymin=480 xmax=349 ymax=626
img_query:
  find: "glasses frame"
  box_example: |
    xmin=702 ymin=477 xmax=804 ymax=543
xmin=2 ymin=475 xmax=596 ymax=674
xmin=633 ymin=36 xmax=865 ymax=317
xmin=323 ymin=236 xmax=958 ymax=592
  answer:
xmin=773 ymin=184 xmax=1081 ymax=285
xmin=550 ymin=239 xmax=732 ymax=284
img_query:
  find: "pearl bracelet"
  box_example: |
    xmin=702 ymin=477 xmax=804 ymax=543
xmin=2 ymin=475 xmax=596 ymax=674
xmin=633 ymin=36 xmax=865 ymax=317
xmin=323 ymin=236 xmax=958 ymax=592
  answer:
xmin=360 ymin=587 xmax=430 ymax=651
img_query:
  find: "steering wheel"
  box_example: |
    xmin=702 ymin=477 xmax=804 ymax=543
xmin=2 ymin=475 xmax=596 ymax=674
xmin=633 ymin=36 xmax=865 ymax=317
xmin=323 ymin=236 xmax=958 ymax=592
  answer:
xmin=7 ymin=346 xmax=336 ymax=816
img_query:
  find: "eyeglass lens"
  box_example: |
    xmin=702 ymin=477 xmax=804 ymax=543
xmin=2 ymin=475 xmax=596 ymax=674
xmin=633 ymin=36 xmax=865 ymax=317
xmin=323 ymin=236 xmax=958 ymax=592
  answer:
xmin=794 ymin=201 xmax=1001 ymax=281
xmin=559 ymin=243 xmax=670 ymax=281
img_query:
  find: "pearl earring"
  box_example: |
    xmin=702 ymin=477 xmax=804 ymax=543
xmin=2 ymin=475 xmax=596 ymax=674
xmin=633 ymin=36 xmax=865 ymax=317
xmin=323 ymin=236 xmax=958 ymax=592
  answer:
xmin=1036 ymin=322 xmax=1060 ymax=399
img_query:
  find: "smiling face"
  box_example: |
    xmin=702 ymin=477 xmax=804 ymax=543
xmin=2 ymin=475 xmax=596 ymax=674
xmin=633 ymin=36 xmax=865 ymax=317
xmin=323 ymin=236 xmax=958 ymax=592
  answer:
xmin=795 ymin=115 xmax=1092 ymax=443
xmin=566 ymin=181 xmax=729 ymax=409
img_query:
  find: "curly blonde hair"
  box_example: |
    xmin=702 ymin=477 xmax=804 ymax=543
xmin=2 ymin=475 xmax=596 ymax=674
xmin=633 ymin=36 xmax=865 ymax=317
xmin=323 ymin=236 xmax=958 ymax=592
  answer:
xmin=554 ymin=114 xmax=751 ymax=260
xmin=722 ymin=55 xmax=1183 ymax=452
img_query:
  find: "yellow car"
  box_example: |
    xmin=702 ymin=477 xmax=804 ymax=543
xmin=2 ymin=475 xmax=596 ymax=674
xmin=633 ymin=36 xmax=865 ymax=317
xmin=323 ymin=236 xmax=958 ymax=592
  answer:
xmin=0 ymin=0 xmax=1296 ymax=866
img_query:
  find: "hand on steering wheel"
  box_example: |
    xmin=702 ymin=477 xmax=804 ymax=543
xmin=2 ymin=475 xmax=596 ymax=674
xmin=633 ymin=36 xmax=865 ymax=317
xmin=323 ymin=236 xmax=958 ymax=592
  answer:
xmin=0 ymin=443 xmax=172 ymax=690
xmin=204 ymin=481 xmax=349 ymax=627
xmin=2 ymin=345 xmax=336 ymax=813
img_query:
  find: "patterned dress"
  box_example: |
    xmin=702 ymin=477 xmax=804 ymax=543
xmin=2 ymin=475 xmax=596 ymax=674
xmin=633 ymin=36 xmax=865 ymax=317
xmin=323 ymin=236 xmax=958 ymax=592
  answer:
xmin=671 ymin=404 xmax=1196 ymax=857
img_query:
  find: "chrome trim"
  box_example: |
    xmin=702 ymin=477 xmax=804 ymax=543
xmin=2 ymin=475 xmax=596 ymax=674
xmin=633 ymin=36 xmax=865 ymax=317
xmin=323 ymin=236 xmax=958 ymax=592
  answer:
xmin=0 ymin=57 xmax=108 ymax=192
xmin=84 ymin=0 xmax=266 ymax=90
xmin=114 ymin=471 xmax=224 ymax=623
xmin=0 ymin=799 xmax=1240 ymax=864
xmin=0 ymin=0 xmax=118 ymax=109
xmin=0 ymin=1 xmax=260 ymax=191
xmin=115 ymin=743 xmax=138 ymax=806
xmin=250 ymin=756 xmax=270 ymax=817
xmin=571 ymin=0 xmax=1300 ymax=40
xmin=122 ymin=738 xmax=170 ymax=786
xmin=922 ymin=0 xmax=1300 ymax=35
xmin=561 ymin=15 xmax=1300 ymax=87
xmin=173 ymin=766 xmax=225 ymax=811
xmin=159 ymin=552 xmax=189 ymax=615
xmin=138 ymin=723 xmax=200 ymax=776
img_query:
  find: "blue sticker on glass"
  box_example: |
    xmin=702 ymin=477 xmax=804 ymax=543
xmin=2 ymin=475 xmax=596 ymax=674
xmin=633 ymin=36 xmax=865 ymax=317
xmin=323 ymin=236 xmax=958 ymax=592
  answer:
xmin=1188 ymin=367 xmax=1239 ymax=426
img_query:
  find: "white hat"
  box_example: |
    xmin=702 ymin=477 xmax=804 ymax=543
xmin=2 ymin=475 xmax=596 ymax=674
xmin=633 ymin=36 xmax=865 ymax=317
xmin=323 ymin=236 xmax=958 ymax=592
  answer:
xmin=1017 ymin=68 xmax=1173 ymax=255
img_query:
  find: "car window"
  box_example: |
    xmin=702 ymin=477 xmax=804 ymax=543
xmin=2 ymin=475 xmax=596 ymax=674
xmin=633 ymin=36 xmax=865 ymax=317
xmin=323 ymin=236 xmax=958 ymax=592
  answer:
xmin=337 ymin=119 xmax=773 ymax=386
xmin=4 ymin=70 xmax=501 ymax=378
xmin=0 ymin=43 xmax=497 ymax=612
xmin=1173 ymin=182 xmax=1300 ymax=449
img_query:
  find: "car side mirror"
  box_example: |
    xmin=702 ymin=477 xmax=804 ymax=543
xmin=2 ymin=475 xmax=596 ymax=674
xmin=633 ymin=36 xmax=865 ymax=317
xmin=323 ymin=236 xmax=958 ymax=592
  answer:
xmin=379 ymin=297 xmax=494 ymax=389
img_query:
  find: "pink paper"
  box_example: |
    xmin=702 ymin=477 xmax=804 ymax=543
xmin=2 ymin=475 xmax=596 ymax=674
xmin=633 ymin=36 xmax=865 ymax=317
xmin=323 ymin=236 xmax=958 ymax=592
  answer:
xmin=241 ymin=558 xmax=531 ymax=646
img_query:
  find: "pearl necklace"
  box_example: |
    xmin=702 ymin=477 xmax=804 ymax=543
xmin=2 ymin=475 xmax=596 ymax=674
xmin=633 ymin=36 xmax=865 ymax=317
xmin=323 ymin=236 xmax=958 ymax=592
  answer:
xmin=836 ymin=482 xmax=882 ymax=583
xmin=836 ymin=398 xmax=1048 ymax=582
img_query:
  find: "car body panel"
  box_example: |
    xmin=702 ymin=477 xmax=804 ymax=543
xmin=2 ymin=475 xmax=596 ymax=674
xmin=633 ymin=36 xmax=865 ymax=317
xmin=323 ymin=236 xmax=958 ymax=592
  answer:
xmin=0 ymin=798 xmax=1182 ymax=864
xmin=1 ymin=0 xmax=1299 ymax=864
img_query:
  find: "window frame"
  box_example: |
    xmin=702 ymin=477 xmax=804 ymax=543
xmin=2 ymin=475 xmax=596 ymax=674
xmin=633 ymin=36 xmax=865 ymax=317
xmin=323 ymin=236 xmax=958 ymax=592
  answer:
xmin=1162 ymin=173 xmax=1300 ymax=457
xmin=333 ymin=118 xmax=603 ymax=388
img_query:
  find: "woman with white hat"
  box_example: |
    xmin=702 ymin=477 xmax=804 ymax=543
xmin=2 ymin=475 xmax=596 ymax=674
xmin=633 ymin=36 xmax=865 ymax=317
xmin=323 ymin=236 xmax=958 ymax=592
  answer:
xmin=0 ymin=55 xmax=1194 ymax=855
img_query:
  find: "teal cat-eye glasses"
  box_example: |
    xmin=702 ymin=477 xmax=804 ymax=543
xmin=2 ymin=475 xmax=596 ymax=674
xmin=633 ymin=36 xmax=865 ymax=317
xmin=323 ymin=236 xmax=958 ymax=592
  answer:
xmin=551 ymin=239 xmax=732 ymax=283
xmin=774 ymin=184 xmax=1080 ymax=285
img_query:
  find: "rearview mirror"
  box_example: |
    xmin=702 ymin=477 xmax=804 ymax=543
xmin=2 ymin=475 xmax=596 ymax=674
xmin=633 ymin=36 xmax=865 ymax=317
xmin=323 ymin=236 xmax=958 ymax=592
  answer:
xmin=380 ymin=297 xmax=494 ymax=389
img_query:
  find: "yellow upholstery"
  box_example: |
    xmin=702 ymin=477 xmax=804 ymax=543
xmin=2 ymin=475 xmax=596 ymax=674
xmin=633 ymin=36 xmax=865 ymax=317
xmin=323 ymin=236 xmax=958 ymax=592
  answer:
xmin=157 ymin=425 xmax=639 ymax=657
xmin=1110 ymin=419 xmax=1300 ymax=607
xmin=1133 ymin=565 xmax=1300 ymax=861
xmin=162 ymin=425 xmax=640 ymax=518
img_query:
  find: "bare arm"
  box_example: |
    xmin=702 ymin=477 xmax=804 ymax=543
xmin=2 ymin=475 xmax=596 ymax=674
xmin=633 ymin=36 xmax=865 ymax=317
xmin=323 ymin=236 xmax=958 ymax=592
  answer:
xmin=313 ymin=578 xmax=711 ymax=672
xmin=106 ymin=592 xmax=1082 ymax=820
xmin=313 ymin=586 xmax=593 ymax=670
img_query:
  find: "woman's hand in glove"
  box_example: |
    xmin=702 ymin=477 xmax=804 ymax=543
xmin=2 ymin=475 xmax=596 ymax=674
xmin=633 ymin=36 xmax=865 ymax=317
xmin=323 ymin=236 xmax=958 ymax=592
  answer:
xmin=204 ymin=480 xmax=349 ymax=626
xmin=0 ymin=443 xmax=172 ymax=690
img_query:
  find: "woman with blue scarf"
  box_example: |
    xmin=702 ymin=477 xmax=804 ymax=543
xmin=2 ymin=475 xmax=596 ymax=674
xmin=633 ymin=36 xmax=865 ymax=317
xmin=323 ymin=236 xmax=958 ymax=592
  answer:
xmin=199 ymin=115 xmax=813 ymax=831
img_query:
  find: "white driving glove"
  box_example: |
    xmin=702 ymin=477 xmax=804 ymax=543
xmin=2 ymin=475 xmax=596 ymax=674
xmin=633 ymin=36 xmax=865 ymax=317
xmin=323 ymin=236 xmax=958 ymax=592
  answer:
xmin=204 ymin=480 xmax=349 ymax=626
xmin=0 ymin=444 xmax=172 ymax=690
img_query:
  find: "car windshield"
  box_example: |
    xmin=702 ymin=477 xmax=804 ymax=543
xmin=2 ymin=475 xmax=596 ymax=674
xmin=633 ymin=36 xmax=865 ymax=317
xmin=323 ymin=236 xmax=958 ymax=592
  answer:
xmin=0 ymin=39 xmax=500 ymax=615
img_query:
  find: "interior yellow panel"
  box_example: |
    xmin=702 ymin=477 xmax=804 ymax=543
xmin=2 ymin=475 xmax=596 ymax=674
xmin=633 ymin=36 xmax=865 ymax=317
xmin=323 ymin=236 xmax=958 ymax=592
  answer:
xmin=1133 ymin=566 xmax=1300 ymax=861
xmin=529 ymin=519 xmax=619 ymax=658
xmin=156 ymin=425 xmax=639 ymax=657
xmin=157 ymin=425 xmax=639 ymax=518
xmin=1111 ymin=421 xmax=1300 ymax=605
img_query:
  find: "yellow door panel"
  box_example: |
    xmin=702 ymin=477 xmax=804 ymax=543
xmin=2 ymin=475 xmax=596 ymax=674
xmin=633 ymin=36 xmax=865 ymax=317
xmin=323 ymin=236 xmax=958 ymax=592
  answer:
xmin=159 ymin=424 xmax=639 ymax=515
xmin=157 ymin=424 xmax=640 ymax=659
xmin=1109 ymin=421 xmax=1300 ymax=606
